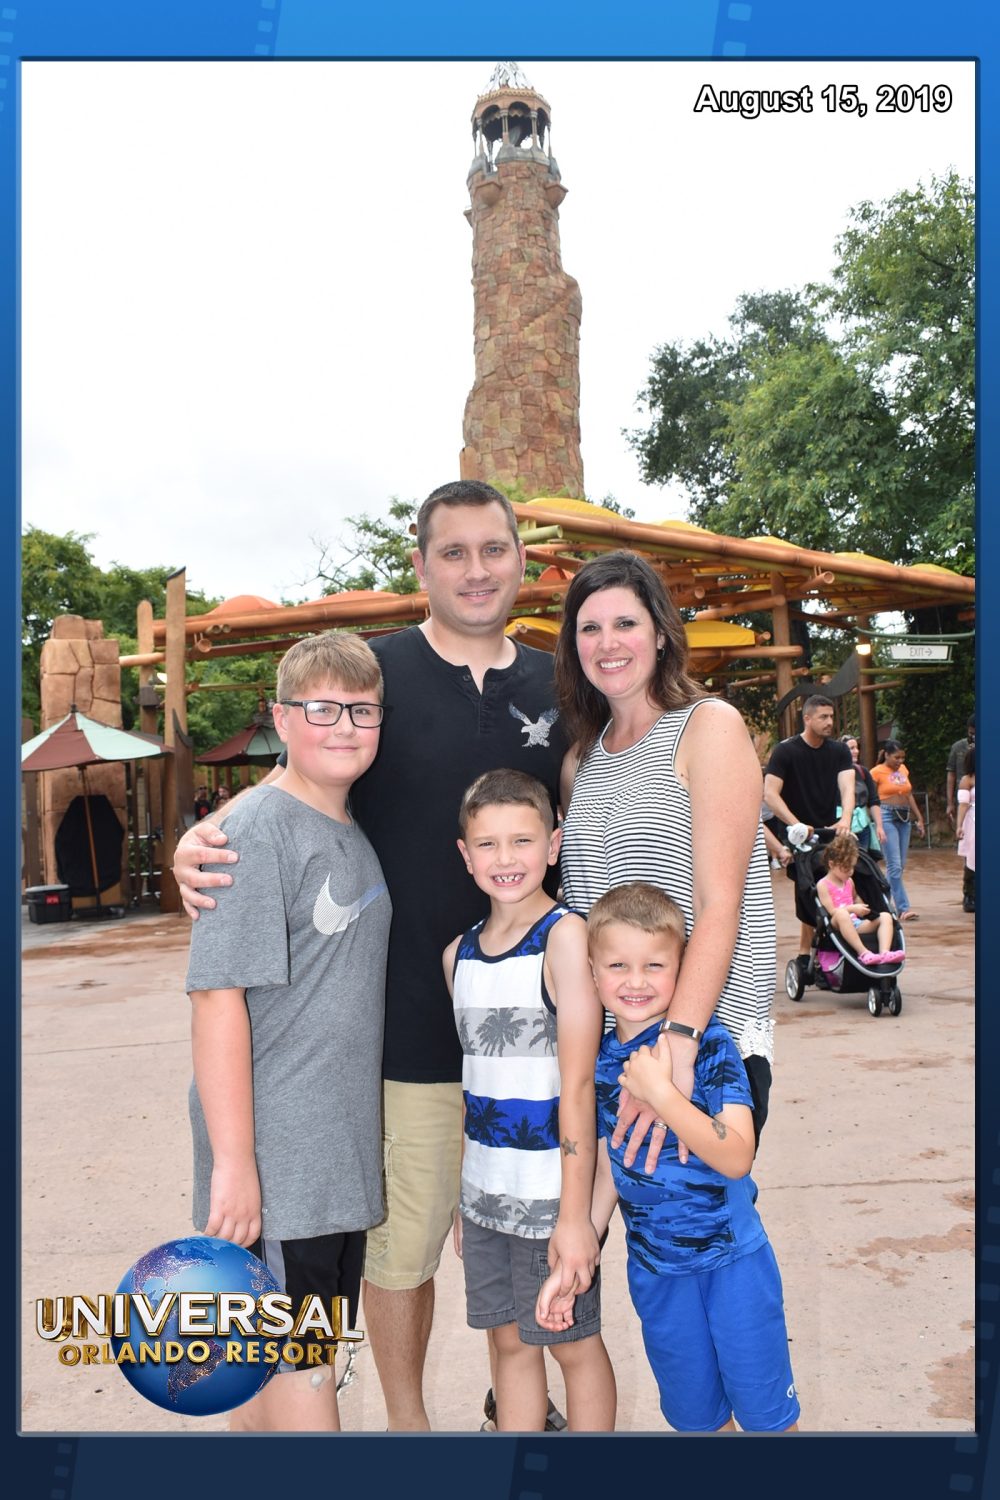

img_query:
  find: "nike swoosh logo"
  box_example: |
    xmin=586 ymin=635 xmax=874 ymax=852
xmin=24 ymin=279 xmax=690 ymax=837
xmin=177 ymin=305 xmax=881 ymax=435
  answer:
xmin=312 ymin=878 xmax=385 ymax=936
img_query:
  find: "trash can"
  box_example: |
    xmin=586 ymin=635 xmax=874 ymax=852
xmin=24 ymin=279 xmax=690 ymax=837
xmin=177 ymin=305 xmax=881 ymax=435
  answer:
xmin=25 ymin=884 xmax=73 ymax=924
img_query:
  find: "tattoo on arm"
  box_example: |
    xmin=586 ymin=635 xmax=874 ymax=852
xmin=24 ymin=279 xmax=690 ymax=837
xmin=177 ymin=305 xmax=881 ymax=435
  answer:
xmin=561 ymin=1137 xmax=577 ymax=1156
xmin=711 ymin=1117 xmax=728 ymax=1140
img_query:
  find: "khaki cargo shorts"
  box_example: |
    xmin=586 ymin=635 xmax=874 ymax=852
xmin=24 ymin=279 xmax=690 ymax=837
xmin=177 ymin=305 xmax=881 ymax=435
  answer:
xmin=363 ymin=1080 xmax=464 ymax=1291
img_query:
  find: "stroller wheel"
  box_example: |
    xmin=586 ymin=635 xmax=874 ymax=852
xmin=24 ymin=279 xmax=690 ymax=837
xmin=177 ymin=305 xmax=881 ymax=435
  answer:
xmin=867 ymin=987 xmax=883 ymax=1017
xmin=785 ymin=958 xmax=806 ymax=1002
xmin=888 ymin=986 xmax=903 ymax=1017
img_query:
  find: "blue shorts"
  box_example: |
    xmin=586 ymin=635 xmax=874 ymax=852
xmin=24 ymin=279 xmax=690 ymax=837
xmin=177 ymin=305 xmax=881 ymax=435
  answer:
xmin=628 ymin=1241 xmax=800 ymax=1432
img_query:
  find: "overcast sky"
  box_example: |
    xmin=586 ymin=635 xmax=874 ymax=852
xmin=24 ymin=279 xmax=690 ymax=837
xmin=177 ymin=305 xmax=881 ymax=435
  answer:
xmin=21 ymin=59 xmax=974 ymax=607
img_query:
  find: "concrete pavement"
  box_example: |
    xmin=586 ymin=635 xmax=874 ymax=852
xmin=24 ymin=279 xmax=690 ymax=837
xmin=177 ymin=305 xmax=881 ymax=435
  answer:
xmin=20 ymin=847 xmax=974 ymax=1433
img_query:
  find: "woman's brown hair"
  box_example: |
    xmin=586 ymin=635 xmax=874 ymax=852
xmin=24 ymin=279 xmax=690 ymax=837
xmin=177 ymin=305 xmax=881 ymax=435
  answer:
xmin=553 ymin=551 xmax=705 ymax=756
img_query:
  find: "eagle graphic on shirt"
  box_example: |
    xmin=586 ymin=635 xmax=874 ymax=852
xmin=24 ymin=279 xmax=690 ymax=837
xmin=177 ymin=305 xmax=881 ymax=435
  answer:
xmin=508 ymin=703 xmax=559 ymax=748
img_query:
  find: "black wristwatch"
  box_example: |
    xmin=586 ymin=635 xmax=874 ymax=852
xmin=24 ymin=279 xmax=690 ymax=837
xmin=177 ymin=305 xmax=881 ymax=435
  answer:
xmin=659 ymin=1020 xmax=704 ymax=1043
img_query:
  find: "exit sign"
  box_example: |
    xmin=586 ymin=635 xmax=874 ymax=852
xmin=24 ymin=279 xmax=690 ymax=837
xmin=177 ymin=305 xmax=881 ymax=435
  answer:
xmin=886 ymin=642 xmax=952 ymax=663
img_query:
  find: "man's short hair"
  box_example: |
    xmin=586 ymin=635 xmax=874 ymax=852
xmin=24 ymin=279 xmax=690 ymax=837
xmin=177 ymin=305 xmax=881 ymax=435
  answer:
xmin=802 ymin=694 xmax=835 ymax=717
xmin=586 ymin=882 xmax=687 ymax=950
xmin=458 ymin=768 xmax=554 ymax=837
xmin=276 ymin=631 xmax=383 ymax=704
xmin=415 ymin=479 xmax=521 ymax=556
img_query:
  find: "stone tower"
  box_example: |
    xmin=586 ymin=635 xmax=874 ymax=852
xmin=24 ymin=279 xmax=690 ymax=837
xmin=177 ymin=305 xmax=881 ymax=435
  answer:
xmin=460 ymin=63 xmax=584 ymax=498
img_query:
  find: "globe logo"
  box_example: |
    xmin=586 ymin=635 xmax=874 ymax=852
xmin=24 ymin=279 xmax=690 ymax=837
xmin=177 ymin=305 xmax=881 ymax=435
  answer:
xmin=112 ymin=1236 xmax=281 ymax=1416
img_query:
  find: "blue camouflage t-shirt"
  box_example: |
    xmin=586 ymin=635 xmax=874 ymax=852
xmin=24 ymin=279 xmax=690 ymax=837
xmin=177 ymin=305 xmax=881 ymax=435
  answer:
xmin=596 ymin=1016 xmax=767 ymax=1275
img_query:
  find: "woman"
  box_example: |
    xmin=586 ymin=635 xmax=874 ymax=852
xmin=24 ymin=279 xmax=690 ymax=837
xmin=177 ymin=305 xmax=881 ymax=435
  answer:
xmin=955 ymin=744 xmax=975 ymax=914
xmin=554 ymin=551 xmax=776 ymax=1151
xmin=869 ymin=739 xmax=925 ymax=921
xmin=840 ymin=734 xmax=885 ymax=856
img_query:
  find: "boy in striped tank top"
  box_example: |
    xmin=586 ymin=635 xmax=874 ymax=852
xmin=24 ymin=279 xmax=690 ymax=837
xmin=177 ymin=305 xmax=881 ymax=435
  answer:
xmin=443 ymin=770 xmax=616 ymax=1431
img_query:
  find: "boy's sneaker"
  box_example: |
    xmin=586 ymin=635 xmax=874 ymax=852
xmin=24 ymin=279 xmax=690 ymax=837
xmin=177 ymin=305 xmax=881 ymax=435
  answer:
xmin=480 ymin=1388 xmax=567 ymax=1432
xmin=481 ymin=1387 xmax=497 ymax=1431
xmin=544 ymin=1396 xmax=568 ymax=1431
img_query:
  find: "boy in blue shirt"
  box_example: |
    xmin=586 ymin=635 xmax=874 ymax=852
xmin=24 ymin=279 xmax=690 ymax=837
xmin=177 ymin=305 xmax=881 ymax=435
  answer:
xmin=538 ymin=882 xmax=800 ymax=1434
xmin=443 ymin=769 xmax=616 ymax=1431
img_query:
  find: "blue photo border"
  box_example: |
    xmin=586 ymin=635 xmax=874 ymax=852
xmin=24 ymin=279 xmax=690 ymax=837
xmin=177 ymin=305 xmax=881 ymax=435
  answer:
xmin=4 ymin=3 xmax=991 ymax=1497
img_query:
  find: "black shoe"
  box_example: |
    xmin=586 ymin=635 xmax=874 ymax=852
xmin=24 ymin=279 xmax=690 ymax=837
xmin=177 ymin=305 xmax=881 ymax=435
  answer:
xmin=796 ymin=953 xmax=811 ymax=975
xmin=481 ymin=1387 xmax=567 ymax=1432
xmin=963 ymin=898 xmax=976 ymax=913
xmin=545 ymin=1396 xmax=568 ymax=1432
xmin=482 ymin=1387 xmax=497 ymax=1431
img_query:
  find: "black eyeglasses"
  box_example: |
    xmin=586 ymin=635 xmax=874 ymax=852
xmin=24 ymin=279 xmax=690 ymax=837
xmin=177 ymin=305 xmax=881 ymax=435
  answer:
xmin=280 ymin=699 xmax=385 ymax=728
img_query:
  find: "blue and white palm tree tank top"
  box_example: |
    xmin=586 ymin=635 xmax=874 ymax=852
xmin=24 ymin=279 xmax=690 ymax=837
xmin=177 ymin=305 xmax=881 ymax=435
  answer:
xmin=453 ymin=905 xmax=570 ymax=1239
xmin=560 ymin=703 xmax=776 ymax=1064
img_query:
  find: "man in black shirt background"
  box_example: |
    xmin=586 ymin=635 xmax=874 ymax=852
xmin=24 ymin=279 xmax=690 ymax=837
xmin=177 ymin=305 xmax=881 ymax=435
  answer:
xmin=764 ymin=695 xmax=855 ymax=970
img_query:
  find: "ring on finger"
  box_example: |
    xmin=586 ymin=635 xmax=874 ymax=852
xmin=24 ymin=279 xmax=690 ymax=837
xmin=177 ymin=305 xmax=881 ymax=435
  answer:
xmin=653 ymin=1119 xmax=668 ymax=1130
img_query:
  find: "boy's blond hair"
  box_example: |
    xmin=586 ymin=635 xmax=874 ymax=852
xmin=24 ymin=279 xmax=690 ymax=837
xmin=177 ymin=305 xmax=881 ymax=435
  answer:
xmin=458 ymin=768 xmax=554 ymax=837
xmin=276 ymin=631 xmax=383 ymax=703
xmin=586 ymin=882 xmax=686 ymax=949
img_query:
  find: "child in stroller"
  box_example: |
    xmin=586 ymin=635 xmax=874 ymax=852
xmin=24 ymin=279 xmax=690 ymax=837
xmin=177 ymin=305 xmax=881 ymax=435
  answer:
xmin=784 ymin=829 xmax=906 ymax=1016
xmin=816 ymin=832 xmax=905 ymax=968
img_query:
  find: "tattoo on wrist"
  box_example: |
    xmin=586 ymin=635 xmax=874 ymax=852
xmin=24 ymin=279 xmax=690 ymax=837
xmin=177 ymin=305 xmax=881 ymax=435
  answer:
xmin=711 ymin=1117 xmax=728 ymax=1140
xmin=561 ymin=1137 xmax=577 ymax=1156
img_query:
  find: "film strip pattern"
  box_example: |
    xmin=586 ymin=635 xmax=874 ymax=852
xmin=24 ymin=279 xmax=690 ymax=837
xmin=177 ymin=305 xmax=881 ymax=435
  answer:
xmin=254 ymin=0 xmax=281 ymax=57
xmin=718 ymin=2 xmax=753 ymax=57
xmin=0 ymin=6 xmax=15 ymax=114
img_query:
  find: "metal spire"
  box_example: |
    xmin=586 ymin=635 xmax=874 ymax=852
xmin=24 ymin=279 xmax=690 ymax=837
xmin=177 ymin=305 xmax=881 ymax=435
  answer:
xmin=484 ymin=61 xmax=535 ymax=92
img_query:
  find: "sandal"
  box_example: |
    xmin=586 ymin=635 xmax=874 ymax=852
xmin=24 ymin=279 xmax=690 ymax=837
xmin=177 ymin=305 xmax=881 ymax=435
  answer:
xmin=900 ymin=911 xmax=919 ymax=922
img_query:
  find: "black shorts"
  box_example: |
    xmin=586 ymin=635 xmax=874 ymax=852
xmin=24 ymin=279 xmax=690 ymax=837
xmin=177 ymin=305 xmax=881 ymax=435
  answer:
xmin=788 ymin=846 xmax=826 ymax=926
xmin=248 ymin=1230 xmax=365 ymax=1359
xmin=743 ymin=1054 xmax=772 ymax=1150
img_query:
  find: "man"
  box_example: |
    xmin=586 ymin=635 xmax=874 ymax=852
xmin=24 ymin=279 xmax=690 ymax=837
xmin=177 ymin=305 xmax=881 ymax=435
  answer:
xmin=763 ymin=695 xmax=855 ymax=971
xmin=173 ymin=480 xmax=567 ymax=1430
xmin=946 ymin=714 xmax=975 ymax=912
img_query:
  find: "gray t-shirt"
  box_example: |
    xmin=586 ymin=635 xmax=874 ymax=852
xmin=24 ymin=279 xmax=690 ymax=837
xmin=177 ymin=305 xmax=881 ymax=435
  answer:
xmin=185 ymin=784 xmax=391 ymax=1239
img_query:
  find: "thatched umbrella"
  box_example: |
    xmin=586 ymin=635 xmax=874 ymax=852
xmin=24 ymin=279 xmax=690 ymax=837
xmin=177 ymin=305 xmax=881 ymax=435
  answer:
xmin=21 ymin=706 xmax=171 ymax=912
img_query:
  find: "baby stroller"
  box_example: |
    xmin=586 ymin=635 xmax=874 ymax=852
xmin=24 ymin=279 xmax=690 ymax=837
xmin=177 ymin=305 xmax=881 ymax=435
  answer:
xmin=783 ymin=830 xmax=905 ymax=1018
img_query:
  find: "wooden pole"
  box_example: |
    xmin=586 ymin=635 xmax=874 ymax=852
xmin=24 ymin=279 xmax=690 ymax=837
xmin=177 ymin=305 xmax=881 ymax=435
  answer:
xmin=78 ymin=764 xmax=103 ymax=909
xmin=770 ymin=572 xmax=795 ymax=740
xmin=856 ymin=616 xmax=878 ymax=766
xmin=136 ymin=599 xmax=162 ymax=898
xmin=158 ymin=569 xmax=187 ymax=914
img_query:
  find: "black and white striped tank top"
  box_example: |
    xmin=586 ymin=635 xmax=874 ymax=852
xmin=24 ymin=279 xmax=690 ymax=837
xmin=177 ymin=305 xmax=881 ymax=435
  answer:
xmin=559 ymin=703 xmax=776 ymax=1062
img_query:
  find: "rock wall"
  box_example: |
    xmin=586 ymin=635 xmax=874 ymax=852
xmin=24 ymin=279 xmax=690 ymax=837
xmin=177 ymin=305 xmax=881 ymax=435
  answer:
xmin=461 ymin=156 xmax=584 ymax=498
xmin=36 ymin=616 xmax=126 ymax=900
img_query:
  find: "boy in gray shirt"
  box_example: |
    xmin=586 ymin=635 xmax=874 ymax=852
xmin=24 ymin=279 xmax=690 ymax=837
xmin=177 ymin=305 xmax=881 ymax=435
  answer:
xmin=186 ymin=632 xmax=391 ymax=1432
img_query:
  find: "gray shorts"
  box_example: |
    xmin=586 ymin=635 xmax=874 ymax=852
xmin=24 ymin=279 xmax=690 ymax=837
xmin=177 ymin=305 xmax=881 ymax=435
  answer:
xmin=461 ymin=1215 xmax=602 ymax=1346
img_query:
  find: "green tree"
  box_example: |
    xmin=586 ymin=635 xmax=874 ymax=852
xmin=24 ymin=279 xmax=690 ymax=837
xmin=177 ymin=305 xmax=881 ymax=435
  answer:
xmin=628 ymin=174 xmax=974 ymax=572
xmin=21 ymin=527 xmax=227 ymax=743
xmin=627 ymin=289 xmax=816 ymax=510
xmin=22 ymin=529 xmax=102 ymax=722
xmin=184 ymin=653 xmax=281 ymax=757
xmin=721 ymin=336 xmax=909 ymax=559
xmin=314 ymin=498 xmax=422 ymax=595
xmin=821 ymin=172 xmax=974 ymax=571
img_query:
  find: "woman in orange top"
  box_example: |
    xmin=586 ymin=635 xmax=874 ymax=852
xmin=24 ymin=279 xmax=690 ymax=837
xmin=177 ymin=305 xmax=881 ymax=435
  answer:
xmin=869 ymin=740 xmax=925 ymax=922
